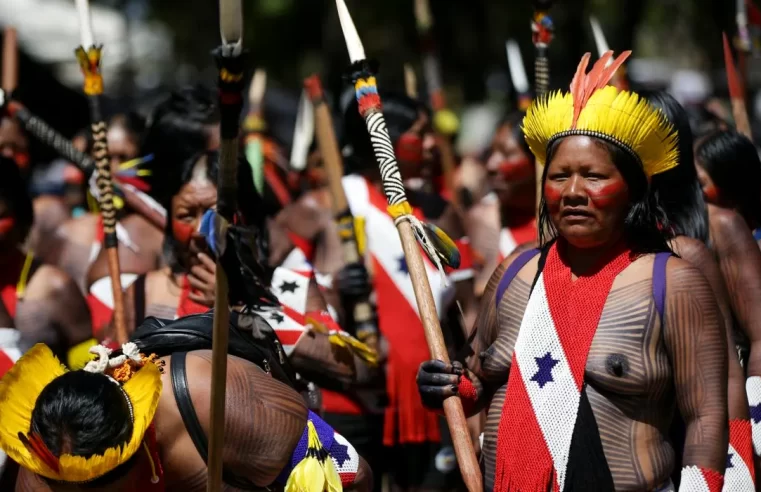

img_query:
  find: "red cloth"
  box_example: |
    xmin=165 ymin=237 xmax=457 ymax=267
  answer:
xmin=458 ymin=375 xmax=478 ymax=417
xmin=494 ymin=241 xmax=632 ymax=491
xmin=0 ymin=350 xmax=15 ymax=377
xmin=0 ymin=250 xmax=26 ymax=318
xmin=176 ymin=275 xmax=210 ymax=318
xmin=286 ymin=231 xmax=315 ymax=263
xmin=729 ymin=419 xmax=755 ymax=481
xmin=699 ymin=467 xmax=724 ymax=492
xmin=87 ymin=293 xmax=114 ymax=336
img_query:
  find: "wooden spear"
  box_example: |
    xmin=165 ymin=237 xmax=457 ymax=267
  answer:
xmin=589 ymin=16 xmax=629 ymax=91
xmin=404 ymin=64 xmax=419 ymax=100
xmin=74 ymin=0 xmax=127 ymax=344
xmin=531 ymin=0 xmax=555 ymax=219
xmin=2 ymin=27 xmax=17 ymax=94
xmin=207 ymin=0 xmax=246 ymax=488
xmin=304 ymin=74 xmax=378 ymax=347
xmin=723 ymin=32 xmax=753 ymax=140
xmin=335 ymin=1 xmax=482 ymax=489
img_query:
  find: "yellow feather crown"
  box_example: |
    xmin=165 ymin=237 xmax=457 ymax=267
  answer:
xmin=0 ymin=344 xmax=162 ymax=483
xmin=522 ymin=51 xmax=679 ymax=178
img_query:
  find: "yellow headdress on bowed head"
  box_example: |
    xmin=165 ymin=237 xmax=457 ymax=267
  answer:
xmin=522 ymin=51 xmax=679 ymax=178
xmin=0 ymin=343 xmax=162 ymax=483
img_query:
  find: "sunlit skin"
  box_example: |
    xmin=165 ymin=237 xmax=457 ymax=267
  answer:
xmin=544 ymin=136 xmax=630 ymax=252
xmin=485 ymin=123 xmax=535 ymax=217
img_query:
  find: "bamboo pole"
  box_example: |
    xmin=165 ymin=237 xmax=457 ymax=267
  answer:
xmin=2 ymin=28 xmax=17 ymax=93
xmin=207 ymin=0 xmax=245 ymax=488
xmin=75 ymin=0 xmax=127 ymax=344
xmin=724 ymin=32 xmax=753 ymax=140
xmin=531 ymin=0 xmax=555 ymax=222
xmin=336 ymin=1 xmax=482 ymax=489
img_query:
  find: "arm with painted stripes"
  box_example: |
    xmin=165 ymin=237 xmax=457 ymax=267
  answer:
xmin=663 ymin=258 xmax=728 ymax=490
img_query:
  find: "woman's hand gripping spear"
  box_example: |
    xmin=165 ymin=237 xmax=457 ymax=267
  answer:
xmin=74 ymin=0 xmax=127 ymax=344
xmin=335 ymin=1 xmax=482 ymax=489
xmin=207 ymin=0 xmax=246 ymax=489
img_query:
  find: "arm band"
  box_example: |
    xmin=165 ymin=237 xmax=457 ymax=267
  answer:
xmin=679 ymin=466 xmax=723 ymax=492
xmin=458 ymin=374 xmax=479 ymax=416
xmin=724 ymin=419 xmax=755 ymax=490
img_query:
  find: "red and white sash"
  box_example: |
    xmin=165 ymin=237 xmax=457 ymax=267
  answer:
xmin=497 ymin=220 xmax=537 ymax=263
xmin=494 ymin=242 xmax=631 ymax=491
xmin=342 ymin=174 xmax=452 ymax=445
xmin=724 ymin=420 xmax=755 ymax=491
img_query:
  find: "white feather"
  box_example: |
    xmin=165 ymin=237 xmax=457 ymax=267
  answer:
xmin=335 ymin=0 xmax=366 ymax=63
xmin=248 ymin=69 xmax=267 ymax=106
xmin=506 ymin=40 xmax=529 ymax=95
xmin=589 ymin=17 xmax=612 ymax=67
xmin=290 ymin=89 xmax=314 ymax=171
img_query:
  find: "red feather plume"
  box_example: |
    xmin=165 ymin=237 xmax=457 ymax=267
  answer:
xmin=19 ymin=432 xmax=60 ymax=473
xmin=723 ymin=32 xmax=745 ymax=101
xmin=570 ymin=51 xmax=632 ymax=128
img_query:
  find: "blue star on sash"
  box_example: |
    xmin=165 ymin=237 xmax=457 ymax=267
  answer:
xmin=531 ymin=352 xmax=559 ymax=388
xmin=331 ymin=440 xmax=349 ymax=466
xmin=726 ymin=452 xmax=735 ymax=469
xmin=397 ymin=256 xmax=409 ymax=275
xmin=751 ymin=403 xmax=761 ymax=424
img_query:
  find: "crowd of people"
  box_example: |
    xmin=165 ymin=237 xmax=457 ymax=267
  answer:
xmin=1 ymin=4 xmax=761 ymax=492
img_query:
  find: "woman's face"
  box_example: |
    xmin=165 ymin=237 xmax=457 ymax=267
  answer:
xmin=485 ymin=123 xmax=535 ymax=210
xmin=695 ymin=161 xmax=720 ymax=204
xmin=170 ymin=155 xmax=217 ymax=269
xmin=544 ymin=136 xmax=630 ymax=248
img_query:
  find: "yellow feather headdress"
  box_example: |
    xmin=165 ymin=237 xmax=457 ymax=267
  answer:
xmin=0 ymin=344 xmax=162 ymax=483
xmin=522 ymin=51 xmax=679 ymax=178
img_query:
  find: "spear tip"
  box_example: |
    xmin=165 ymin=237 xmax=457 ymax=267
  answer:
xmin=335 ymin=0 xmax=366 ymax=63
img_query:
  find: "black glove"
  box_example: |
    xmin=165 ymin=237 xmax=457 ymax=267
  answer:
xmin=417 ymin=359 xmax=464 ymax=409
xmin=336 ymin=262 xmax=372 ymax=301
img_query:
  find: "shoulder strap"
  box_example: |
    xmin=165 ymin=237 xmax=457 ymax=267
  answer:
xmin=134 ymin=274 xmax=147 ymax=325
xmin=495 ymin=248 xmax=541 ymax=308
xmin=652 ymin=252 xmax=671 ymax=322
xmin=170 ymin=352 xmax=266 ymax=490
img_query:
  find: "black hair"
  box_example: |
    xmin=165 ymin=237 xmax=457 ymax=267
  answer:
xmin=109 ymin=112 xmax=147 ymax=150
xmin=537 ymin=137 xmax=671 ymax=255
xmin=642 ymin=90 xmax=709 ymax=243
xmin=500 ymin=111 xmax=533 ymax=159
xmin=0 ymin=156 xmax=33 ymax=242
xmin=696 ymin=129 xmax=761 ymax=229
xmin=30 ymin=371 xmax=137 ymax=487
xmin=142 ymin=85 xmax=219 ymax=207
xmin=341 ymin=91 xmax=429 ymax=175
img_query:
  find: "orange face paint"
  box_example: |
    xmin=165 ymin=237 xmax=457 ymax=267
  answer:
xmin=586 ymin=180 xmax=628 ymax=209
xmin=498 ymin=157 xmax=534 ymax=182
xmin=395 ymin=132 xmax=423 ymax=165
xmin=172 ymin=219 xmax=194 ymax=245
xmin=543 ymin=182 xmax=562 ymax=212
xmin=0 ymin=217 xmax=15 ymax=236
xmin=703 ymin=183 xmax=720 ymax=204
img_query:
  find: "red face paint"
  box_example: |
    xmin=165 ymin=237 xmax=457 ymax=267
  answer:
xmin=543 ymin=182 xmax=562 ymax=212
xmin=498 ymin=157 xmax=534 ymax=182
xmin=703 ymin=183 xmax=720 ymax=204
xmin=0 ymin=217 xmax=14 ymax=236
xmin=395 ymin=132 xmax=423 ymax=165
xmin=586 ymin=180 xmax=628 ymax=209
xmin=172 ymin=219 xmax=194 ymax=245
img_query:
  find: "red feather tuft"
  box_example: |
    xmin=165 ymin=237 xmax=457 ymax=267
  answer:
xmin=19 ymin=432 xmax=60 ymax=473
xmin=597 ymin=51 xmax=632 ymax=91
xmin=570 ymin=53 xmax=592 ymax=127
xmin=724 ymin=32 xmax=745 ymax=101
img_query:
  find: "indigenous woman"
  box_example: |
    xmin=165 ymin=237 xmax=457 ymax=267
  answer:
xmin=418 ymin=52 xmax=728 ymax=490
xmin=647 ymin=90 xmax=756 ymax=490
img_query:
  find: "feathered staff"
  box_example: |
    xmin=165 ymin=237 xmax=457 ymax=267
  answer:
xmin=404 ymin=64 xmax=419 ymax=99
xmin=335 ymin=1 xmax=482 ymax=489
xmin=505 ymin=39 xmax=532 ymax=112
xmin=2 ymin=27 xmax=17 ymax=95
xmin=724 ymin=32 xmax=753 ymax=140
xmin=74 ymin=0 xmax=127 ymax=344
xmin=304 ymin=74 xmax=378 ymax=347
xmin=207 ymin=0 xmax=246 ymax=488
xmin=414 ymin=0 xmax=458 ymax=204
xmin=243 ymin=69 xmax=268 ymax=196
xmin=589 ymin=16 xmax=629 ymax=91
xmin=531 ymin=0 xmax=555 ymax=215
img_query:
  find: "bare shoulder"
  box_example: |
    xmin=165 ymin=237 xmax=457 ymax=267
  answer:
xmin=57 ymin=214 xmax=98 ymax=240
xmin=709 ymin=204 xmax=747 ymax=232
xmin=120 ymin=213 xmax=163 ymax=239
xmin=26 ymin=264 xmax=77 ymax=299
xmin=664 ymin=255 xmax=709 ymax=290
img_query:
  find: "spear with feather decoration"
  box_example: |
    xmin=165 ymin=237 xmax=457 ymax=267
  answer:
xmin=2 ymin=27 xmax=17 ymax=95
xmin=724 ymin=32 xmax=753 ymax=140
xmin=404 ymin=64 xmax=419 ymax=99
xmin=506 ymin=39 xmax=532 ymax=112
xmin=304 ymin=74 xmax=378 ymax=347
xmin=243 ymin=69 xmax=268 ymax=196
xmin=531 ymin=0 xmax=555 ymax=96
xmin=74 ymin=0 xmax=127 ymax=344
xmin=335 ymin=1 xmax=482 ymax=488
xmin=414 ymin=0 xmax=459 ymax=205
xmin=589 ymin=16 xmax=629 ymax=91
xmin=207 ymin=0 xmax=247 ymax=488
